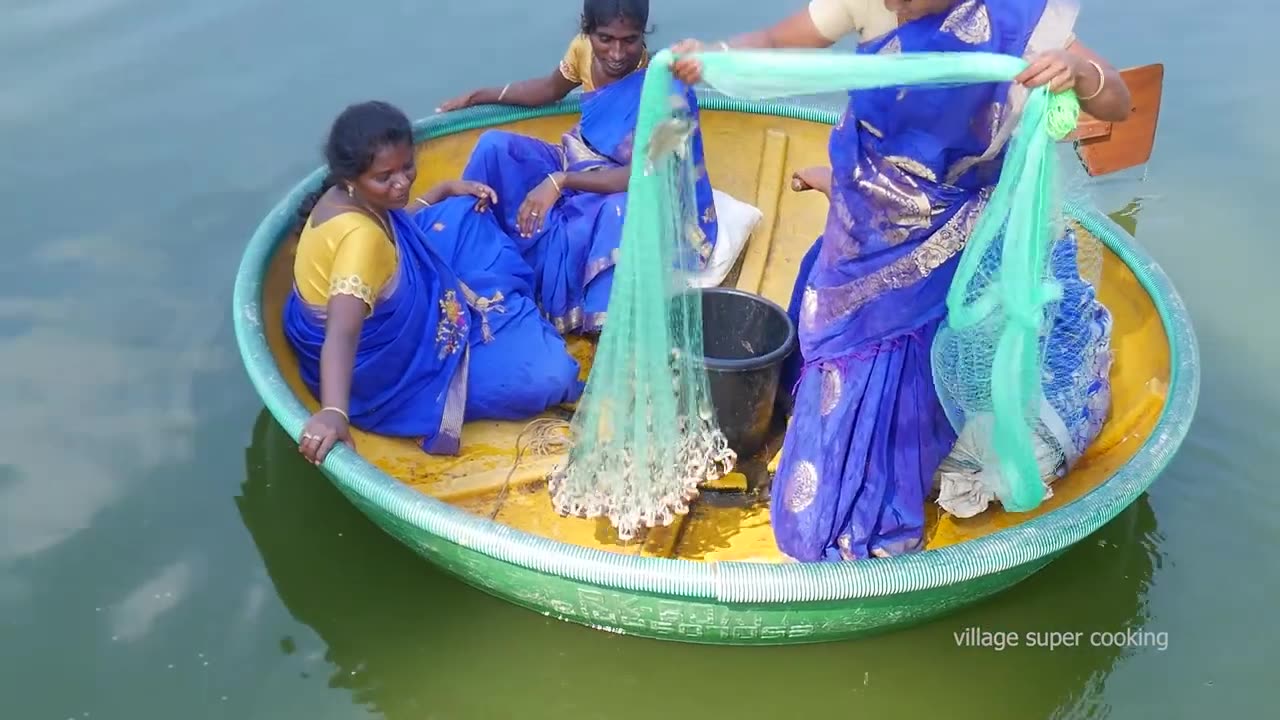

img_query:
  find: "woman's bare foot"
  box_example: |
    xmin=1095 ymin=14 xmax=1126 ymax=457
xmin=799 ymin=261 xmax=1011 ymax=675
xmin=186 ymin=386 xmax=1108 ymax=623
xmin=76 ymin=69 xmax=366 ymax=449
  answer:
xmin=791 ymin=166 xmax=833 ymax=198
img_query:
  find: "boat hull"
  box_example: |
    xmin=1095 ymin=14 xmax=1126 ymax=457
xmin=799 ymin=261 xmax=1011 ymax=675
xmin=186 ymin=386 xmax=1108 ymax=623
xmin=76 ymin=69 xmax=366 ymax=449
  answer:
xmin=333 ymin=477 xmax=1065 ymax=643
xmin=234 ymin=96 xmax=1198 ymax=645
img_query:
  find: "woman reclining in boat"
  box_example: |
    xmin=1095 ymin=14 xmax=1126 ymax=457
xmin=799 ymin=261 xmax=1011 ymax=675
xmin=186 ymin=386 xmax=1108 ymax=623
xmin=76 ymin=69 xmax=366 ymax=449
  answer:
xmin=436 ymin=0 xmax=718 ymax=333
xmin=287 ymin=101 xmax=583 ymax=464
xmin=671 ymin=0 xmax=1130 ymax=561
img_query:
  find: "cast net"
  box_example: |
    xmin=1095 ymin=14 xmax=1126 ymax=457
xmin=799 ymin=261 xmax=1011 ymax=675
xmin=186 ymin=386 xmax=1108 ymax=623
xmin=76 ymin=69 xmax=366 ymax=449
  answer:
xmin=551 ymin=48 xmax=1109 ymax=537
xmin=928 ymin=80 xmax=1114 ymax=516
xmin=546 ymin=65 xmax=736 ymax=540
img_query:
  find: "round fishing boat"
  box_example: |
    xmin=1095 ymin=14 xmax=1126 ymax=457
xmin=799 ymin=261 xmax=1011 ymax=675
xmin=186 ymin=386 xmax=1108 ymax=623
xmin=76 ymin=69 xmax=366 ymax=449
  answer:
xmin=233 ymin=95 xmax=1199 ymax=645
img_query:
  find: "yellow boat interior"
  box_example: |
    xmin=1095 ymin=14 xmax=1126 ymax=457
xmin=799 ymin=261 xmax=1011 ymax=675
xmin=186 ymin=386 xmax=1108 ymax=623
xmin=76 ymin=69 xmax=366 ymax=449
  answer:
xmin=260 ymin=110 xmax=1170 ymax=563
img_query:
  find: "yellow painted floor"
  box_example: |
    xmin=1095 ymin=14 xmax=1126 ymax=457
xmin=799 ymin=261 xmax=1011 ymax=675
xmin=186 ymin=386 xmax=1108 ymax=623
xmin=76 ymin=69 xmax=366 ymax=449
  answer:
xmin=261 ymin=111 xmax=1170 ymax=563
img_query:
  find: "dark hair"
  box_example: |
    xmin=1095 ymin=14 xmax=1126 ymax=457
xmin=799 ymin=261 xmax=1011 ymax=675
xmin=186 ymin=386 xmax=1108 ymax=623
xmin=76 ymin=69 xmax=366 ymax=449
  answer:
xmin=580 ymin=0 xmax=650 ymax=35
xmin=296 ymin=100 xmax=414 ymax=227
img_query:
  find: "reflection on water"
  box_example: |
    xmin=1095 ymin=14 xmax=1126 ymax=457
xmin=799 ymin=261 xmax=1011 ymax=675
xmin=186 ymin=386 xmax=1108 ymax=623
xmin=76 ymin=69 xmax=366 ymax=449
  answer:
xmin=239 ymin=408 xmax=1161 ymax=719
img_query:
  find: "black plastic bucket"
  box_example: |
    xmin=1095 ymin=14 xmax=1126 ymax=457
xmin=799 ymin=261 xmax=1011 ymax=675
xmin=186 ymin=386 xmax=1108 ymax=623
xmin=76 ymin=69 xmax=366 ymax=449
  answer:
xmin=698 ymin=288 xmax=797 ymax=459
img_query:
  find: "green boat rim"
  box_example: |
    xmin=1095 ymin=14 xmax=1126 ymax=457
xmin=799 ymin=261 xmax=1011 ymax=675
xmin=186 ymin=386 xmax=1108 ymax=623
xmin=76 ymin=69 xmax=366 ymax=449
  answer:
xmin=232 ymin=94 xmax=1199 ymax=605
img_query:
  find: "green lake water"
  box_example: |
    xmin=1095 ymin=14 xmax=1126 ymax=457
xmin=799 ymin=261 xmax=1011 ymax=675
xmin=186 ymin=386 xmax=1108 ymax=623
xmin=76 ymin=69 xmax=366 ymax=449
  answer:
xmin=1 ymin=1 xmax=1274 ymax=717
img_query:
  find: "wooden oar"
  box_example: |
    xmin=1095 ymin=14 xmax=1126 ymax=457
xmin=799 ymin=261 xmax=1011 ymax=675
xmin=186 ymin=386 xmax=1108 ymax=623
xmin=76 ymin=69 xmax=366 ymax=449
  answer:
xmin=1063 ymin=63 xmax=1164 ymax=176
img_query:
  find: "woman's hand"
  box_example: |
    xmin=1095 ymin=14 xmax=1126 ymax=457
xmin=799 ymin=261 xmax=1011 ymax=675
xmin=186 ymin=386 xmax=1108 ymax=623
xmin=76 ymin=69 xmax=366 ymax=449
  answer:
xmin=670 ymin=39 xmax=712 ymax=85
xmin=1016 ymin=49 xmax=1089 ymax=93
xmin=299 ymin=408 xmax=355 ymax=465
xmin=415 ymin=180 xmax=498 ymax=211
xmin=516 ymin=174 xmax=563 ymax=237
xmin=448 ymin=180 xmax=498 ymax=211
xmin=790 ymin=166 xmax=833 ymax=198
xmin=436 ymin=90 xmax=477 ymax=113
xmin=1024 ymin=40 xmax=1131 ymax=122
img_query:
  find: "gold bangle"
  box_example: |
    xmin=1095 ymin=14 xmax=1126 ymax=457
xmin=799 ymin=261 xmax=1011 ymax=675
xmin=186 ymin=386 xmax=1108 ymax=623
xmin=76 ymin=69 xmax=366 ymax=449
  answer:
xmin=1079 ymin=59 xmax=1105 ymax=101
xmin=497 ymin=83 xmax=511 ymax=101
xmin=322 ymin=406 xmax=349 ymax=422
xmin=415 ymin=197 xmax=431 ymax=208
xmin=547 ymin=172 xmax=562 ymax=193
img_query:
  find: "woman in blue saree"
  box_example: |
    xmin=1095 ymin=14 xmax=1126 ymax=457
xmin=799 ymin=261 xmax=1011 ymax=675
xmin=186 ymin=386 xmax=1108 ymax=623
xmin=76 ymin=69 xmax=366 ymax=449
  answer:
xmin=440 ymin=0 xmax=719 ymax=333
xmin=286 ymin=101 xmax=583 ymax=463
xmin=672 ymin=0 xmax=1133 ymax=561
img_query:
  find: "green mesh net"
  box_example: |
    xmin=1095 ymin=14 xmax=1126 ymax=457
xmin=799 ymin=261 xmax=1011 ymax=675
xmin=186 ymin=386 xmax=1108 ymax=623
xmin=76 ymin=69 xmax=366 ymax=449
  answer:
xmin=549 ymin=49 xmax=1085 ymax=536
xmin=547 ymin=61 xmax=736 ymax=540
xmin=931 ymin=81 xmax=1086 ymax=513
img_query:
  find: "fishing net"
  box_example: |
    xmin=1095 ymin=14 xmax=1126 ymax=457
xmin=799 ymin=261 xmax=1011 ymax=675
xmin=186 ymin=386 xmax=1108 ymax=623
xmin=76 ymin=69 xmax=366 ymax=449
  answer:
xmin=932 ymin=198 xmax=1115 ymax=517
xmin=549 ymin=48 xmax=1095 ymax=537
xmin=547 ymin=66 xmax=736 ymax=540
xmin=929 ymin=81 xmax=1105 ymax=515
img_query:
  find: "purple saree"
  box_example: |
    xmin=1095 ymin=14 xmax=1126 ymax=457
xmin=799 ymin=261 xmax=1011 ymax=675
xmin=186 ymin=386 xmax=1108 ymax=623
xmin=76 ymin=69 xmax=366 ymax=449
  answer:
xmin=771 ymin=0 xmax=1082 ymax=561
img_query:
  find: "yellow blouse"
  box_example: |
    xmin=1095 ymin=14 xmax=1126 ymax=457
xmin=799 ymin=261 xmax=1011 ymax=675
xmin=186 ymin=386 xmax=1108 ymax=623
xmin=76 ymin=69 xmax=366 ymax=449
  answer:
xmin=558 ymin=34 xmax=650 ymax=92
xmin=293 ymin=211 xmax=398 ymax=313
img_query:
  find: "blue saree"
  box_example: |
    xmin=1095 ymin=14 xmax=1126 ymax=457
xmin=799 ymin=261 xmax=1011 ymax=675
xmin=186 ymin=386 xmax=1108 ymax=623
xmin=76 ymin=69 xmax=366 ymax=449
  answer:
xmin=771 ymin=0 xmax=1092 ymax=561
xmin=283 ymin=197 xmax=584 ymax=456
xmin=461 ymin=69 xmax=719 ymax=333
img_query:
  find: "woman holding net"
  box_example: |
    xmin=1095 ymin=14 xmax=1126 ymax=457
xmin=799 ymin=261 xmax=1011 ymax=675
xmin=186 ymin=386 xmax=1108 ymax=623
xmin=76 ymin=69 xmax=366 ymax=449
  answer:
xmin=437 ymin=0 xmax=719 ymax=334
xmin=670 ymin=0 xmax=1131 ymax=561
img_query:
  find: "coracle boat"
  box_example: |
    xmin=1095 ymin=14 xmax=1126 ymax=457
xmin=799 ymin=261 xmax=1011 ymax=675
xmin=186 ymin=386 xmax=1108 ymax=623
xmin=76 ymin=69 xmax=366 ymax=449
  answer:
xmin=233 ymin=77 xmax=1198 ymax=645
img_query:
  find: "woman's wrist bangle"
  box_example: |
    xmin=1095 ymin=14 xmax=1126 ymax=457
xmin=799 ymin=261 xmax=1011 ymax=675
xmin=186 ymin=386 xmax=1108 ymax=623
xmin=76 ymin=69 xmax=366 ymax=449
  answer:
xmin=548 ymin=172 xmax=563 ymax=193
xmin=1078 ymin=59 xmax=1105 ymax=101
xmin=322 ymin=406 xmax=349 ymax=422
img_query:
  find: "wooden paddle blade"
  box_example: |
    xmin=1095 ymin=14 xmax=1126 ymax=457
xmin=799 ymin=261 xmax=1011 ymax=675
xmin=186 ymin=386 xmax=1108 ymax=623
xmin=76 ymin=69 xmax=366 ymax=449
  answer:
xmin=1066 ymin=63 xmax=1164 ymax=176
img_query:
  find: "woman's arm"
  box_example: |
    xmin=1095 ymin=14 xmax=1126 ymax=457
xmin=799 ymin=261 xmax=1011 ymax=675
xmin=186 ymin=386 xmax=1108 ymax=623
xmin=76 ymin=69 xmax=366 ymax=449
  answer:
xmin=558 ymin=167 xmax=629 ymax=195
xmin=513 ymin=168 xmax=631 ymax=238
xmin=299 ymin=294 xmax=365 ymax=463
xmin=318 ymin=296 xmax=365 ymax=412
xmin=719 ymin=8 xmax=838 ymax=49
xmin=1066 ymin=40 xmax=1132 ymax=122
xmin=1016 ymin=40 xmax=1132 ymax=122
xmin=437 ymin=69 xmax=579 ymax=112
xmin=671 ymin=7 xmax=839 ymax=84
xmin=415 ymin=179 xmax=499 ymax=209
